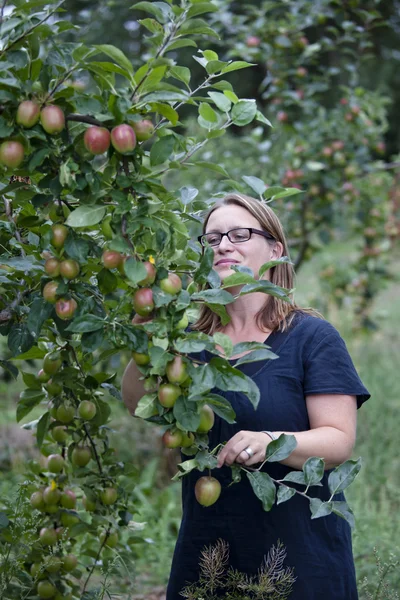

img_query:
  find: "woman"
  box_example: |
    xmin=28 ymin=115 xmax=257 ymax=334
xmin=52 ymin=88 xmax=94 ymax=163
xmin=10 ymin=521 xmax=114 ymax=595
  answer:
xmin=122 ymin=193 xmax=370 ymax=599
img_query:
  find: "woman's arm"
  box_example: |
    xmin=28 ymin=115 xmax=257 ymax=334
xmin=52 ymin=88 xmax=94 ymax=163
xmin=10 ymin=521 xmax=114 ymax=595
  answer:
xmin=216 ymin=393 xmax=357 ymax=470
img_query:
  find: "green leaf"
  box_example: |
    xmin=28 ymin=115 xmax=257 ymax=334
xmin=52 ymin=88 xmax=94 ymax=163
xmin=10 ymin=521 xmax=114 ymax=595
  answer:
xmin=205 ymin=303 xmax=230 ymax=326
xmin=88 ymin=398 xmax=111 ymax=427
xmin=65 ymin=315 xmax=106 ymax=333
xmin=328 ymin=458 xmax=362 ymax=495
xmin=191 ymin=289 xmax=234 ymax=305
xmin=331 ymin=501 xmax=355 ymax=529
xmin=265 ymin=434 xmax=297 ymax=462
xmin=123 ymin=257 xmax=148 ymax=285
xmin=263 ymin=186 xmax=303 ymax=200
xmin=234 ymin=348 xmax=278 ymax=366
xmin=173 ymin=396 xmax=201 ymax=431
xmin=26 ymin=298 xmax=53 ymax=339
xmin=149 ymin=102 xmax=179 ymax=125
xmin=213 ymin=332 xmax=233 ymax=358
xmin=0 ymin=359 xmax=18 ymax=379
xmin=277 ymin=485 xmax=296 ymax=505
xmin=150 ymin=135 xmax=175 ymax=166
xmin=97 ymin=269 xmax=118 ymax=294
xmin=166 ymin=38 xmax=197 ymax=51
xmin=187 ymin=363 xmax=216 ymax=395
xmin=0 ymin=512 xmax=10 ymax=530
xmin=173 ymin=458 xmax=199 ymax=480
xmin=0 ymin=116 xmax=14 ymax=137
xmin=309 ymin=498 xmax=333 ymax=519
xmin=303 ymin=457 xmax=325 ymax=487
xmin=93 ymin=44 xmax=133 ymax=74
xmin=66 ymin=205 xmax=106 ymax=228
xmin=170 ymin=66 xmax=191 ymax=87
xmin=36 ymin=412 xmax=50 ymax=448
xmin=199 ymin=102 xmax=218 ymax=123
xmin=179 ymin=19 xmax=219 ymax=38
xmin=196 ymin=449 xmax=219 ymax=471
xmin=207 ymin=91 xmax=231 ymax=112
xmin=210 ymin=357 xmax=260 ymax=409
xmin=258 ymin=257 xmax=292 ymax=278
xmin=10 ymin=346 xmax=46 ymax=361
xmin=64 ymin=233 xmax=90 ymax=263
xmin=221 ymin=61 xmax=255 ymax=74
xmin=8 ymin=324 xmax=34 ymax=356
xmin=134 ymin=393 xmax=158 ymax=419
xmin=203 ymin=393 xmax=236 ymax=424
xmin=187 ymin=2 xmax=218 ymax=17
xmin=17 ymin=389 xmax=46 ymax=422
xmin=195 ymin=161 xmax=229 ymax=177
xmin=231 ymin=100 xmax=257 ymax=126
xmin=221 ymin=271 xmax=255 ymax=288
xmin=238 ymin=280 xmax=292 ymax=302
xmin=133 ymin=1 xmax=173 ymax=23
xmin=281 ymin=471 xmax=306 ymax=485
xmin=137 ymin=18 xmax=164 ymax=34
xmin=255 ymin=110 xmax=272 ymax=127
xmin=247 ymin=471 xmax=276 ymax=511
xmin=242 ymin=175 xmax=267 ymax=196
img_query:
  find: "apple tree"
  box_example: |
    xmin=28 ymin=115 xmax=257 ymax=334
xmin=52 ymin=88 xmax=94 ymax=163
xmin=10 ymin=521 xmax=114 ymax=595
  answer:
xmin=0 ymin=2 xmax=363 ymax=598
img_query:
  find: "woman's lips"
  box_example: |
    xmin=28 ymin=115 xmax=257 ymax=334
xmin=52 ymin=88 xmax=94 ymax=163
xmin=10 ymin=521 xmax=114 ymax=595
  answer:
xmin=215 ymin=260 xmax=239 ymax=266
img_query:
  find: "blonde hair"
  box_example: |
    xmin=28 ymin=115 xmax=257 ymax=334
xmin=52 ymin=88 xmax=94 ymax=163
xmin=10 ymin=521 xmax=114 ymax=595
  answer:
xmin=192 ymin=193 xmax=321 ymax=334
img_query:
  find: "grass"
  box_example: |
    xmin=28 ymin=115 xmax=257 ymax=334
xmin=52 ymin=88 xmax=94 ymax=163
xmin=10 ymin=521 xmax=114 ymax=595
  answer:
xmin=0 ymin=240 xmax=399 ymax=598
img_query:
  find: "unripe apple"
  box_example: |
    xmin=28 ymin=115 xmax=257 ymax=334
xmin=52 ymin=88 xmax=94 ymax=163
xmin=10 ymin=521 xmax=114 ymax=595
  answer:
xmin=132 ymin=119 xmax=154 ymax=142
xmin=48 ymin=201 xmax=70 ymax=223
xmin=43 ymin=486 xmax=61 ymax=505
xmin=37 ymin=580 xmax=57 ymax=598
xmin=131 ymin=351 xmax=150 ymax=366
xmin=16 ymin=100 xmax=40 ymax=128
xmin=43 ymin=281 xmax=60 ymax=304
xmin=195 ymin=476 xmax=221 ymax=507
xmin=102 ymin=250 xmax=122 ymax=269
xmin=40 ymin=105 xmax=65 ymax=134
xmin=30 ymin=490 xmax=45 ymax=510
xmin=45 ymin=556 xmax=62 ymax=573
xmin=47 ymin=453 xmax=65 ymax=473
xmin=37 ymin=368 xmax=51 ymax=383
xmin=43 ymin=352 xmax=62 ymax=375
xmin=100 ymin=487 xmax=118 ymax=505
xmin=175 ymin=312 xmax=189 ymax=330
xmin=46 ymin=380 xmax=63 ymax=396
xmin=197 ymin=404 xmax=215 ymax=433
xmin=30 ymin=562 xmax=44 ymax=578
xmin=137 ymin=261 xmax=156 ymax=286
xmin=78 ymin=400 xmax=97 ymax=420
xmin=60 ymin=490 xmax=76 ymax=509
xmin=56 ymin=404 xmax=75 ymax=423
xmin=51 ymin=425 xmax=68 ymax=443
xmin=71 ymin=445 xmax=91 ymax=467
xmin=100 ymin=530 xmax=118 ymax=548
xmin=166 ymin=356 xmax=187 ymax=384
xmin=44 ymin=257 xmax=61 ymax=278
xmin=132 ymin=288 xmax=154 ymax=317
xmin=59 ymin=259 xmax=80 ymax=280
xmin=84 ymin=126 xmax=111 ymax=154
xmin=158 ymin=383 xmax=181 ymax=408
xmin=110 ymin=124 xmax=136 ymax=154
xmin=62 ymin=553 xmax=78 ymax=572
xmin=39 ymin=527 xmax=58 ymax=545
xmin=160 ymin=273 xmax=182 ymax=295
xmin=181 ymin=431 xmax=195 ymax=448
xmin=82 ymin=495 xmax=96 ymax=511
xmin=60 ymin=511 xmax=80 ymax=527
xmin=51 ymin=224 xmax=68 ymax=249
xmin=162 ymin=429 xmax=183 ymax=448
xmin=55 ymin=298 xmax=77 ymax=320
xmin=0 ymin=141 xmax=25 ymax=168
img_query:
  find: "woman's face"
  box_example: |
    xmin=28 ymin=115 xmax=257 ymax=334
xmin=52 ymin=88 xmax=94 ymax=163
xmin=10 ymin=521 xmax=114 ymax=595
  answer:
xmin=205 ymin=204 xmax=280 ymax=281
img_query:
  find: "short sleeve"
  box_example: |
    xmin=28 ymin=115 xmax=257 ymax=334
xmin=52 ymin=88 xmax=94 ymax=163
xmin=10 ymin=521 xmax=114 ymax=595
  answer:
xmin=303 ymin=326 xmax=370 ymax=409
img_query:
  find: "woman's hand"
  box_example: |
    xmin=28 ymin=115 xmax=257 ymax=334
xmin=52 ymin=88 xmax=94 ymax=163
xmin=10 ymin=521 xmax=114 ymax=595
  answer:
xmin=217 ymin=431 xmax=271 ymax=468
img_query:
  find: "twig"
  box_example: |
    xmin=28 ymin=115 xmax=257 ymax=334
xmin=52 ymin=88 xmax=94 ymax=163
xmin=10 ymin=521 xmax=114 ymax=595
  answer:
xmin=66 ymin=113 xmax=105 ymax=127
xmin=0 ymin=0 xmax=7 ymax=24
xmin=44 ymin=66 xmax=78 ymax=105
xmin=82 ymin=526 xmax=111 ymax=592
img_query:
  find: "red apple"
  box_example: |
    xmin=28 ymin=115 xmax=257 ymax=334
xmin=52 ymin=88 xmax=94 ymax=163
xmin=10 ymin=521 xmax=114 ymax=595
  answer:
xmin=55 ymin=298 xmax=77 ymax=320
xmin=102 ymin=250 xmax=122 ymax=269
xmin=296 ymin=67 xmax=307 ymax=77
xmin=42 ymin=485 xmax=61 ymax=505
xmin=197 ymin=404 xmax=215 ymax=433
xmin=166 ymin=356 xmax=187 ymax=384
xmin=16 ymin=100 xmax=40 ymax=128
xmin=39 ymin=527 xmax=58 ymax=545
xmin=59 ymin=259 xmax=80 ymax=280
xmin=277 ymin=111 xmax=288 ymax=123
xmin=137 ymin=261 xmax=157 ymax=286
xmin=195 ymin=476 xmax=221 ymax=507
xmin=160 ymin=273 xmax=182 ymax=295
xmin=40 ymin=105 xmax=65 ymax=134
xmin=110 ymin=124 xmax=136 ymax=153
xmin=43 ymin=281 xmax=59 ymax=304
xmin=158 ymin=383 xmax=181 ymax=408
xmin=132 ymin=288 xmax=154 ymax=317
xmin=246 ymin=35 xmax=261 ymax=47
xmin=51 ymin=224 xmax=68 ymax=249
xmin=60 ymin=490 xmax=76 ymax=509
xmin=0 ymin=141 xmax=25 ymax=168
xmin=132 ymin=119 xmax=155 ymax=142
xmin=43 ymin=352 xmax=62 ymax=375
xmin=162 ymin=429 xmax=183 ymax=448
xmin=44 ymin=257 xmax=61 ymax=278
xmin=84 ymin=126 xmax=111 ymax=154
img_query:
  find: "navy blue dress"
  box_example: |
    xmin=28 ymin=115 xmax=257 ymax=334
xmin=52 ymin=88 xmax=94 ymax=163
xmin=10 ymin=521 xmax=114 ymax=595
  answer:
xmin=166 ymin=313 xmax=370 ymax=599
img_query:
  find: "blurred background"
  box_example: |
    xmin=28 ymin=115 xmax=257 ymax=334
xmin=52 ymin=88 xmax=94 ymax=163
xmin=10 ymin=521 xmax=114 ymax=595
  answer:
xmin=1 ymin=1 xmax=399 ymax=598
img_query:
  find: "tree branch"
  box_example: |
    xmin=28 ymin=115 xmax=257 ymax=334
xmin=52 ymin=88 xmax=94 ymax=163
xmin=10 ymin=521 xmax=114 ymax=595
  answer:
xmin=66 ymin=114 xmax=105 ymax=127
xmin=0 ymin=0 xmax=8 ymax=24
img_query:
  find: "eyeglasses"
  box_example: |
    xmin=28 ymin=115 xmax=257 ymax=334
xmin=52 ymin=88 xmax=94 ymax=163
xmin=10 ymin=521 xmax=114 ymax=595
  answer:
xmin=198 ymin=227 xmax=276 ymax=247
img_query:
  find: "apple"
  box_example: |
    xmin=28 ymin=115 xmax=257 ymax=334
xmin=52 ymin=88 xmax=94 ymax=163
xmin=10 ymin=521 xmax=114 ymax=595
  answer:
xmin=246 ymin=35 xmax=261 ymax=47
xmin=102 ymin=250 xmax=122 ymax=269
xmin=197 ymin=404 xmax=215 ymax=433
xmin=43 ymin=281 xmax=60 ymax=304
xmin=78 ymin=400 xmax=97 ymax=420
xmin=296 ymin=66 xmax=307 ymax=77
xmin=84 ymin=126 xmax=111 ymax=154
xmin=158 ymin=383 xmax=181 ymax=408
xmin=55 ymin=298 xmax=77 ymax=320
xmin=30 ymin=562 xmax=44 ymax=578
xmin=51 ymin=425 xmax=68 ymax=443
xmin=51 ymin=224 xmax=68 ymax=249
xmin=39 ymin=527 xmax=58 ymax=546
xmin=40 ymin=105 xmax=65 ymax=134
xmin=44 ymin=257 xmax=61 ymax=278
xmin=43 ymin=352 xmax=62 ymax=375
xmin=166 ymin=356 xmax=187 ymax=384
xmin=43 ymin=486 xmax=61 ymax=505
xmin=100 ymin=487 xmax=118 ymax=505
xmin=277 ymin=111 xmax=288 ymax=123
xmin=37 ymin=369 xmax=51 ymax=383
xmin=132 ymin=119 xmax=154 ymax=142
xmin=0 ymin=141 xmax=25 ymax=168
xmin=70 ymin=445 xmax=91 ymax=467
xmin=159 ymin=273 xmax=182 ymax=295
xmin=60 ymin=511 xmax=79 ymax=527
xmin=332 ymin=140 xmax=344 ymax=151
xmin=46 ymin=380 xmax=63 ymax=396
xmin=48 ymin=201 xmax=70 ymax=223
xmin=37 ymin=580 xmax=57 ymax=598
xmin=180 ymin=431 xmax=195 ymax=448
xmin=132 ymin=288 xmax=154 ymax=317
xmin=100 ymin=530 xmax=118 ymax=548
xmin=62 ymin=553 xmax=78 ymax=572
xmin=110 ymin=124 xmax=136 ymax=153
xmin=60 ymin=490 xmax=76 ymax=509
xmin=16 ymin=100 xmax=40 ymax=128
xmin=45 ymin=556 xmax=62 ymax=573
xmin=131 ymin=351 xmax=150 ymax=365
xmin=47 ymin=454 xmax=64 ymax=473
xmin=59 ymin=259 xmax=80 ymax=280
xmin=162 ymin=429 xmax=183 ymax=448
xmin=82 ymin=495 xmax=96 ymax=511
xmin=175 ymin=312 xmax=189 ymax=330
xmin=30 ymin=490 xmax=45 ymax=510
xmin=56 ymin=405 xmax=75 ymax=423
xmin=195 ymin=476 xmax=221 ymax=507
xmin=137 ymin=260 xmax=157 ymax=286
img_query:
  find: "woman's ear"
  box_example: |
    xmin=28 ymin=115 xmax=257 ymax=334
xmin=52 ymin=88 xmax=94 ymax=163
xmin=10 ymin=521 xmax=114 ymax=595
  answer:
xmin=272 ymin=241 xmax=284 ymax=259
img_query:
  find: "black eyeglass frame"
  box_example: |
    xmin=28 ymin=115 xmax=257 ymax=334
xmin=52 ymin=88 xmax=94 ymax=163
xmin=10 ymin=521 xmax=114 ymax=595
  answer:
xmin=197 ymin=227 xmax=276 ymax=247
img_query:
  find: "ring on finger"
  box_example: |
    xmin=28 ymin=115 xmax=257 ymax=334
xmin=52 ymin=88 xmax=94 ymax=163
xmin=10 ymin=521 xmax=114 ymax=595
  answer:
xmin=244 ymin=446 xmax=254 ymax=458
